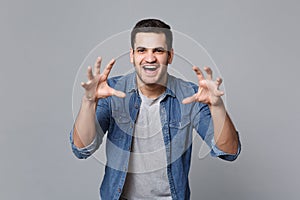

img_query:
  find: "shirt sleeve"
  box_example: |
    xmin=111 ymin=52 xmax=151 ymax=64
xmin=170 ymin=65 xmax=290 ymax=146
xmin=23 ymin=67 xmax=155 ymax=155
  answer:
xmin=193 ymin=102 xmax=241 ymax=161
xmin=210 ymin=133 xmax=241 ymax=161
xmin=69 ymin=96 xmax=110 ymax=159
xmin=69 ymin=127 xmax=101 ymax=159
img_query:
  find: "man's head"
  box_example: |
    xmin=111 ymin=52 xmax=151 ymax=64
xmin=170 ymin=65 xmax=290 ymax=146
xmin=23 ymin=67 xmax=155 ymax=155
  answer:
xmin=131 ymin=19 xmax=173 ymax=51
xmin=130 ymin=19 xmax=174 ymax=89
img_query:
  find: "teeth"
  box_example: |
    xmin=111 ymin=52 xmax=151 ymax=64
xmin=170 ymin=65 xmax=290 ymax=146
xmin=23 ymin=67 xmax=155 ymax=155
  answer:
xmin=143 ymin=65 xmax=157 ymax=69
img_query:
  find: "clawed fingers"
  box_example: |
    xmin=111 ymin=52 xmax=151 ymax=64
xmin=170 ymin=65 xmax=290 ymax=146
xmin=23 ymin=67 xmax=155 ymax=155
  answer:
xmin=215 ymin=77 xmax=224 ymax=96
xmin=214 ymin=77 xmax=224 ymax=97
xmin=101 ymin=59 xmax=115 ymax=80
xmin=112 ymin=89 xmax=126 ymax=98
xmin=87 ymin=66 xmax=94 ymax=80
xmin=214 ymin=89 xmax=224 ymax=97
xmin=216 ymin=77 xmax=222 ymax=87
xmin=182 ymin=94 xmax=197 ymax=104
xmin=80 ymin=81 xmax=94 ymax=91
xmin=94 ymin=57 xmax=102 ymax=75
xmin=204 ymin=66 xmax=213 ymax=80
xmin=81 ymin=82 xmax=88 ymax=89
xmin=192 ymin=66 xmax=205 ymax=81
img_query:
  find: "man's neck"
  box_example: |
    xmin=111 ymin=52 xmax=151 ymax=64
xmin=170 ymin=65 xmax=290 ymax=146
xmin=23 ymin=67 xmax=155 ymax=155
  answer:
xmin=138 ymin=84 xmax=166 ymax=99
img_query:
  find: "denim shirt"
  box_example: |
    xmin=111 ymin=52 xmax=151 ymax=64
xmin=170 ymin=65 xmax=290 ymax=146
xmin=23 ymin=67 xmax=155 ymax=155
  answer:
xmin=70 ymin=72 xmax=241 ymax=200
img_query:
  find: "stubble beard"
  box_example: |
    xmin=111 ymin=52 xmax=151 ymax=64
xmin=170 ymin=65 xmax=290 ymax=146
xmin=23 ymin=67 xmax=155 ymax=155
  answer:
xmin=134 ymin=62 xmax=168 ymax=89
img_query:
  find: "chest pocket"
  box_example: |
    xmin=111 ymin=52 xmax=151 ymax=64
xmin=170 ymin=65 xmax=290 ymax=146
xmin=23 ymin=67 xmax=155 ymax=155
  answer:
xmin=168 ymin=116 xmax=193 ymax=158
xmin=169 ymin=116 xmax=191 ymax=129
xmin=110 ymin=110 xmax=131 ymax=140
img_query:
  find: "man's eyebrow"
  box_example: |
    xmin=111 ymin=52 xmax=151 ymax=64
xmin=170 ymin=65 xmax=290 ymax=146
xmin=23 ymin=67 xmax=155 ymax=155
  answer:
xmin=135 ymin=46 xmax=166 ymax=49
xmin=154 ymin=47 xmax=166 ymax=50
xmin=135 ymin=46 xmax=146 ymax=49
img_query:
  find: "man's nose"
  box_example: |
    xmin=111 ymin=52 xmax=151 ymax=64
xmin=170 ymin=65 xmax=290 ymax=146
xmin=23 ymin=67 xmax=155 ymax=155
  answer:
xmin=144 ymin=51 xmax=156 ymax=63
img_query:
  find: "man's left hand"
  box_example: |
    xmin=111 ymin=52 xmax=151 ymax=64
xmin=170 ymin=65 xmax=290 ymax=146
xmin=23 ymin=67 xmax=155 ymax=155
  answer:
xmin=182 ymin=66 xmax=224 ymax=106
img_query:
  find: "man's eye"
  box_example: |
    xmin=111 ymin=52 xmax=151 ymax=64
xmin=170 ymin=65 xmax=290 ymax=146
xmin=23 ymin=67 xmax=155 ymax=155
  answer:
xmin=137 ymin=49 xmax=145 ymax=53
xmin=154 ymin=48 xmax=165 ymax=54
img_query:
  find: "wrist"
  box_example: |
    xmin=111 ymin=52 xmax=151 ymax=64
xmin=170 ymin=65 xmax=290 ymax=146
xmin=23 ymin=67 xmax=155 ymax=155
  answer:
xmin=83 ymin=92 xmax=98 ymax=102
xmin=209 ymin=97 xmax=224 ymax=108
xmin=82 ymin=95 xmax=97 ymax=107
xmin=208 ymin=99 xmax=227 ymax=116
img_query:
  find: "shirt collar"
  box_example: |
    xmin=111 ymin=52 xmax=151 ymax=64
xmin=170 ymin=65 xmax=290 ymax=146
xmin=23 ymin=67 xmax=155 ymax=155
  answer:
xmin=127 ymin=72 xmax=176 ymax=98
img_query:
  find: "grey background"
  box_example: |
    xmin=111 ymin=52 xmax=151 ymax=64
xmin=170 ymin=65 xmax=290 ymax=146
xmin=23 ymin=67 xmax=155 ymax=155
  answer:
xmin=1 ymin=0 xmax=299 ymax=199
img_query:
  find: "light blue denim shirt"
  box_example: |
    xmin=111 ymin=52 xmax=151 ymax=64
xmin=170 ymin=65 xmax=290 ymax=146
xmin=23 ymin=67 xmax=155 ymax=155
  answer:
xmin=70 ymin=72 xmax=241 ymax=200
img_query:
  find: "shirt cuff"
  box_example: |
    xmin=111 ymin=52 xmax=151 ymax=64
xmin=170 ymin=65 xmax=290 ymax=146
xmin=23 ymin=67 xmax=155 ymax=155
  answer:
xmin=69 ymin=128 xmax=99 ymax=159
xmin=210 ymin=135 xmax=241 ymax=161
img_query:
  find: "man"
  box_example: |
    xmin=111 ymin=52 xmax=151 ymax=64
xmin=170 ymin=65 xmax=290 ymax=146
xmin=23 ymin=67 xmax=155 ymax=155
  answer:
xmin=70 ymin=19 xmax=241 ymax=200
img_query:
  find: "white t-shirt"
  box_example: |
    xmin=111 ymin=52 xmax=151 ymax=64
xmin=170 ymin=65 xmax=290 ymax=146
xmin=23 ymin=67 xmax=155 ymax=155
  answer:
xmin=121 ymin=91 xmax=172 ymax=200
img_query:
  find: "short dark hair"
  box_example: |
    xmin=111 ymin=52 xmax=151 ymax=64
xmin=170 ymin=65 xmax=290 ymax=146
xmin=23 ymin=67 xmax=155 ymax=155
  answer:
xmin=131 ymin=19 xmax=173 ymax=50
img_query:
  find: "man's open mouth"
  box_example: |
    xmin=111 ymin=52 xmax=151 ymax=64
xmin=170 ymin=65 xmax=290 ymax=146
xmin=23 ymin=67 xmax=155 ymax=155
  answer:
xmin=143 ymin=65 xmax=159 ymax=72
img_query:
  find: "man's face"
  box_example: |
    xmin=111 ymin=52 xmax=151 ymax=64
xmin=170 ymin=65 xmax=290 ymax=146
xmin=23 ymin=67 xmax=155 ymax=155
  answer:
xmin=130 ymin=32 xmax=173 ymax=87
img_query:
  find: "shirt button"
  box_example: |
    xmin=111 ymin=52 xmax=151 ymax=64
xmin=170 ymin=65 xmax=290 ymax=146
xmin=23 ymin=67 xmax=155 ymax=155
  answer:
xmin=118 ymin=188 xmax=121 ymax=193
xmin=134 ymin=104 xmax=139 ymax=109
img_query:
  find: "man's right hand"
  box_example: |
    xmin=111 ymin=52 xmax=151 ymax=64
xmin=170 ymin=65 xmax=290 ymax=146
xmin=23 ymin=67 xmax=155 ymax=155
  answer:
xmin=81 ymin=57 xmax=126 ymax=102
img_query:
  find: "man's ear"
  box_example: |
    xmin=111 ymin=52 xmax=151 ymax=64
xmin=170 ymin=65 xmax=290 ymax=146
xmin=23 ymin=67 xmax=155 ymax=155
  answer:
xmin=168 ymin=48 xmax=174 ymax=64
xmin=130 ymin=48 xmax=134 ymax=63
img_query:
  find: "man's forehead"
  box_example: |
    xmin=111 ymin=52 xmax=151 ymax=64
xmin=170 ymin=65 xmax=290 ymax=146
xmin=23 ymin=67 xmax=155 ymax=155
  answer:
xmin=134 ymin=32 xmax=167 ymax=48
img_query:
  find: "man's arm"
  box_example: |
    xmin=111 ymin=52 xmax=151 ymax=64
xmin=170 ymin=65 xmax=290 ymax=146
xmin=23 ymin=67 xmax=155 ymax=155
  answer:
xmin=72 ymin=57 xmax=126 ymax=149
xmin=183 ymin=66 xmax=239 ymax=155
xmin=73 ymin=97 xmax=97 ymax=148
xmin=209 ymin=102 xmax=239 ymax=154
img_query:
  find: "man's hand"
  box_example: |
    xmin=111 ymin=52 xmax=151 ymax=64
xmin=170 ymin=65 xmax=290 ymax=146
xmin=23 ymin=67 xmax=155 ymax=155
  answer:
xmin=81 ymin=57 xmax=126 ymax=102
xmin=182 ymin=66 xmax=224 ymax=106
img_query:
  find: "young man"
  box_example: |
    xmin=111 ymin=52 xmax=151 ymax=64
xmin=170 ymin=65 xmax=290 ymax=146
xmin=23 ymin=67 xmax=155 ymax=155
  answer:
xmin=70 ymin=19 xmax=241 ymax=200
